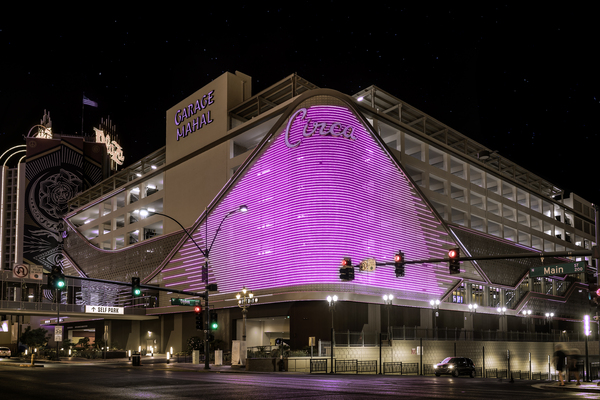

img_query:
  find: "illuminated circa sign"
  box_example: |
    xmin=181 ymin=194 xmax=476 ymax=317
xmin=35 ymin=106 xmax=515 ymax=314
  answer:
xmin=85 ymin=305 xmax=124 ymax=315
xmin=175 ymin=89 xmax=215 ymax=141
xmin=94 ymin=127 xmax=124 ymax=165
xmin=284 ymin=107 xmax=357 ymax=149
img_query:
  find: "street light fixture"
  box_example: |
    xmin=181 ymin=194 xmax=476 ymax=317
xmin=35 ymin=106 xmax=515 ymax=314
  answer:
xmin=327 ymin=295 xmax=337 ymax=373
xmin=236 ymin=286 xmax=258 ymax=342
xmin=139 ymin=204 xmax=248 ymax=370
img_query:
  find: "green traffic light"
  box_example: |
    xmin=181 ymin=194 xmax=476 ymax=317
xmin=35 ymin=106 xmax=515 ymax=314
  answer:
xmin=56 ymin=280 xmax=65 ymax=288
xmin=133 ymin=288 xmax=141 ymax=296
xmin=211 ymin=322 xmax=218 ymax=329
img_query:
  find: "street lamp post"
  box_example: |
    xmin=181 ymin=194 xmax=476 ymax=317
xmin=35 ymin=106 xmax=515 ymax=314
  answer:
xmin=468 ymin=304 xmax=477 ymax=339
xmin=327 ymin=295 xmax=337 ymax=373
xmin=430 ymin=300 xmax=440 ymax=339
xmin=584 ymin=315 xmax=590 ymax=382
xmin=383 ymin=294 xmax=393 ymax=344
xmin=545 ymin=312 xmax=554 ymax=336
xmin=381 ymin=294 xmax=393 ymax=375
xmin=140 ymin=204 xmax=248 ymax=370
xmin=236 ymin=286 xmax=258 ymax=342
xmin=497 ymin=307 xmax=507 ymax=340
xmin=522 ymin=309 xmax=532 ymax=335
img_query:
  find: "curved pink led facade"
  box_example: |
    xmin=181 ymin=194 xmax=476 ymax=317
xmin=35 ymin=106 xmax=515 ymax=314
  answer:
xmin=163 ymin=103 xmax=457 ymax=299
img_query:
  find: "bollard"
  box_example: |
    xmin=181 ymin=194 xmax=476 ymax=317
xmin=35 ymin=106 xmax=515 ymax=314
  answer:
xmin=30 ymin=353 xmax=35 ymax=366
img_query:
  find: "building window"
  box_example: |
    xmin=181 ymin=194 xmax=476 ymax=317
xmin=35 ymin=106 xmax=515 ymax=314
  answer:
xmin=469 ymin=166 xmax=485 ymax=188
xmin=429 ymin=175 xmax=446 ymax=195
xmin=428 ymin=146 xmax=446 ymax=171
xmin=450 ymin=156 xmax=465 ymax=178
xmin=404 ymin=135 xmax=424 ymax=161
xmin=451 ymin=184 xmax=466 ymax=202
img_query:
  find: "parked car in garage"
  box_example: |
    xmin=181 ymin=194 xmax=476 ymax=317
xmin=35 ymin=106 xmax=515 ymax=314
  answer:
xmin=0 ymin=347 xmax=11 ymax=359
xmin=433 ymin=357 xmax=475 ymax=377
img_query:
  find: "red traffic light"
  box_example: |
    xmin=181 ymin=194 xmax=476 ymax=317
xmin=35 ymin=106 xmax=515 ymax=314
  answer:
xmin=341 ymin=257 xmax=351 ymax=267
xmin=194 ymin=305 xmax=202 ymax=313
xmin=596 ymin=288 xmax=600 ymax=297
xmin=448 ymin=249 xmax=459 ymax=259
xmin=394 ymin=253 xmax=403 ymax=263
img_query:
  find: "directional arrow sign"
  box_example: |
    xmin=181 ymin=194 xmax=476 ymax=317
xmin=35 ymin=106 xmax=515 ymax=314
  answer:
xmin=85 ymin=305 xmax=124 ymax=315
xmin=529 ymin=261 xmax=586 ymax=278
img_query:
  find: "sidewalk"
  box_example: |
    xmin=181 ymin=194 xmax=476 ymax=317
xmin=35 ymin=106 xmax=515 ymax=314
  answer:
xmin=32 ymin=354 xmax=248 ymax=373
xmin=536 ymin=381 xmax=600 ymax=393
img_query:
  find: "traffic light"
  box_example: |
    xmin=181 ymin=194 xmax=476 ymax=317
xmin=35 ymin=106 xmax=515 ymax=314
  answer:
xmin=132 ymin=277 xmax=142 ymax=297
xmin=195 ymin=306 xmax=203 ymax=330
xmin=339 ymin=257 xmax=354 ymax=281
xmin=49 ymin=265 xmax=65 ymax=290
xmin=448 ymin=248 xmax=460 ymax=274
xmin=394 ymin=251 xmax=405 ymax=277
xmin=210 ymin=312 xmax=218 ymax=330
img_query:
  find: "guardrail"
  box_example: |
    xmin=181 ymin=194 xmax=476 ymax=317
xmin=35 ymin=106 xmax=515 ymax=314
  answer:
xmin=310 ymin=359 xmax=328 ymax=373
xmin=335 ymin=359 xmax=357 ymax=373
xmin=383 ymin=362 xmax=403 ymax=374
xmin=357 ymin=360 xmax=377 ymax=374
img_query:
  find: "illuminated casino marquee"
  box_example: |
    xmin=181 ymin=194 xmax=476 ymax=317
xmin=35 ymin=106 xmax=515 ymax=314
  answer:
xmin=175 ymin=89 xmax=215 ymax=141
xmin=164 ymin=104 xmax=455 ymax=299
xmin=284 ymin=107 xmax=357 ymax=149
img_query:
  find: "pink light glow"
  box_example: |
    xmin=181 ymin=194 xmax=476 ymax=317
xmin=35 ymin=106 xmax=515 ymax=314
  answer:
xmin=162 ymin=104 xmax=457 ymax=299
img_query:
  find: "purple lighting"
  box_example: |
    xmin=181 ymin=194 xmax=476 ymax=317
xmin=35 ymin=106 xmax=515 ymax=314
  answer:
xmin=163 ymin=104 xmax=457 ymax=299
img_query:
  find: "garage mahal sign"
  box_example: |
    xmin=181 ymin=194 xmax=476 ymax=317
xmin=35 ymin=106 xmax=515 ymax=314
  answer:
xmin=175 ymin=89 xmax=215 ymax=141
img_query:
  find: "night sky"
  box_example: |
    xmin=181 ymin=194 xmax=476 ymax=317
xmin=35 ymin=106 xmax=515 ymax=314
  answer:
xmin=1 ymin=5 xmax=598 ymax=206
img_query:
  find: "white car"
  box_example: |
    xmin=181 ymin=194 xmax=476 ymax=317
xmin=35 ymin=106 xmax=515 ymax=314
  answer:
xmin=0 ymin=347 xmax=11 ymax=358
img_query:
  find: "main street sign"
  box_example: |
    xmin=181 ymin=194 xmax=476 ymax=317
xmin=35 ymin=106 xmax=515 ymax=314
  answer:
xmin=529 ymin=261 xmax=586 ymax=278
xmin=170 ymin=298 xmax=202 ymax=306
xmin=85 ymin=305 xmax=124 ymax=315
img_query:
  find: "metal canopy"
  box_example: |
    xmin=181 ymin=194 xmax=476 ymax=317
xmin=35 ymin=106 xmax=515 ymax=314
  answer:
xmin=353 ymin=85 xmax=564 ymax=199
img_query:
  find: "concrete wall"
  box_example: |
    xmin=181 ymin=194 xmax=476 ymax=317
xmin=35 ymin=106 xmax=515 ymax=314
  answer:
xmin=287 ymin=340 xmax=600 ymax=375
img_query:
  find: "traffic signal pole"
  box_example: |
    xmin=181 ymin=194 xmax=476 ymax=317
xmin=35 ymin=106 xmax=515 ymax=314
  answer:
xmin=377 ymin=249 xmax=594 ymax=267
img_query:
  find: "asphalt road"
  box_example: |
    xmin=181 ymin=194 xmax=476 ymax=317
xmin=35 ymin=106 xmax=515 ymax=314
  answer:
xmin=0 ymin=360 xmax=596 ymax=399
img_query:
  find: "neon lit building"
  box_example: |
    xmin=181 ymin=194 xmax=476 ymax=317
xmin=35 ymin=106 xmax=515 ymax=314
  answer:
xmin=5 ymin=71 xmax=597 ymax=354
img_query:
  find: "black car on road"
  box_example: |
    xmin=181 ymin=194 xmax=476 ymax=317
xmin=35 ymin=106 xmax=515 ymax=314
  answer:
xmin=433 ymin=357 xmax=475 ymax=377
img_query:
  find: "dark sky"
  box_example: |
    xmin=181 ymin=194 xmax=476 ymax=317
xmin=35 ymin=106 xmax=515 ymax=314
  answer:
xmin=1 ymin=5 xmax=598 ymax=206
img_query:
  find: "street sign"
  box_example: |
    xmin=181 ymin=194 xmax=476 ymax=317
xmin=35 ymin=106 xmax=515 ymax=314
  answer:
xmin=30 ymin=265 xmax=43 ymax=280
xmin=171 ymin=298 xmax=202 ymax=306
xmin=13 ymin=264 xmax=44 ymax=280
xmin=529 ymin=261 xmax=586 ymax=278
xmin=359 ymin=258 xmax=376 ymax=272
xmin=55 ymin=326 xmax=63 ymax=342
xmin=12 ymin=264 xmax=29 ymax=279
xmin=85 ymin=305 xmax=124 ymax=315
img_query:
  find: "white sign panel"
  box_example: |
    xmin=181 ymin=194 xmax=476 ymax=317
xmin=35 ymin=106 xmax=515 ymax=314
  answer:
xmin=55 ymin=326 xmax=63 ymax=342
xmin=30 ymin=265 xmax=43 ymax=280
xmin=85 ymin=305 xmax=124 ymax=315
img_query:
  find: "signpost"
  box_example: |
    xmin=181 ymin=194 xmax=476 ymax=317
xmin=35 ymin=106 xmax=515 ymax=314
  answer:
xmin=529 ymin=261 xmax=586 ymax=278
